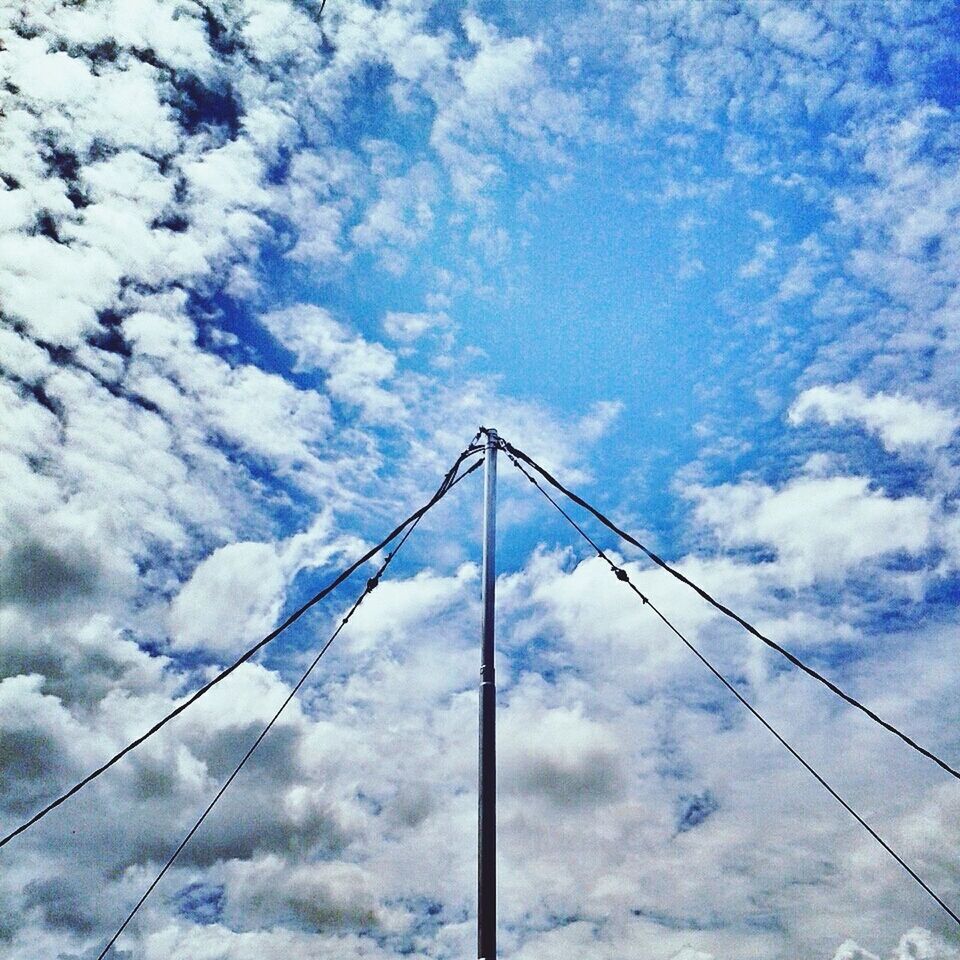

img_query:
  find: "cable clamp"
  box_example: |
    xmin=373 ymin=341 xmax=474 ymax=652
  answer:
xmin=612 ymin=566 xmax=630 ymax=583
xmin=366 ymin=574 xmax=381 ymax=593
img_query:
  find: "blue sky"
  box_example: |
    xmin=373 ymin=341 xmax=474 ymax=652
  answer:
xmin=2 ymin=2 xmax=960 ymax=959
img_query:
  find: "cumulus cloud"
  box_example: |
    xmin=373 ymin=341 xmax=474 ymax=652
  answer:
xmin=169 ymin=540 xmax=287 ymax=654
xmin=791 ymin=384 xmax=959 ymax=452
xmin=0 ymin=537 xmax=102 ymax=608
xmin=688 ymin=474 xmax=935 ymax=587
xmin=221 ymin=857 xmax=381 ymax=932
xmin=259 ymin=304 xmax=401 ymax=420
xmin=168 ymin=512 xmax=360 ymax=655
xmin=3 ymin=2 xmax=960 ymax=959
xmin=501 ymin=699 xmax=626 ymax=807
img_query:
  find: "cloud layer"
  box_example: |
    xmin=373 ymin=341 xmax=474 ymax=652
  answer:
xmin=2 ymin=1 xmax=959 ymax=959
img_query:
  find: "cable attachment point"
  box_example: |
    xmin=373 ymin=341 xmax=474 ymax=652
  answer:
xmin=478 ymin=426 xmax=508 ymax=451
xmin=506 ymin=450 xmax=534 ymax=481
xmin=612 ymin=566 xmax=630 ymax=583
xmin=365 ymin=573 xmax=381 ymax=593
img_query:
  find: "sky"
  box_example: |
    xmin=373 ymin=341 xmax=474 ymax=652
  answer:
xmin=1 ymin=0 xmax=960 ymax=957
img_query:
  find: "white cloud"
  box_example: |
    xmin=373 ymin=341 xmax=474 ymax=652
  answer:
xmin=280 ymin=148 xmax=360 ymax=267
xmin=750 ymin=210 xmax=776 ymax=231
xmin=758 ymin=7 xmax=830 ymax=58
xmin=342 ymin=563 xmax=476 ymax=653
xmin=54 ymin=0 xmax=215 ymax=75
xmin=168 ymin=511 xmax=359 ymax=655
xmin=3 ymin=2 xmax=960 ymax=958
xmin=221 ymin=856 xmax=381 ymax=931
xmin=168 ymin=540 xmax=287 ymax=654
xmin=428 ymin=12 xmax=586 ymax=202
xmin=791 ymin=384 xmax=959 ymax=452
xmin=689 ymin=474 xmax=935 ymax=587
xmin=350 ymin=158 xmax=439 ymax=269
xmin=259 ymin=304 xmax=401 ymax=420
xmin=382 ymin=310 xmax=451 ymax=343
xmin=241 ymin=0 xmax=323 ymax=64
xmin=458 ymin=15 xmax=540 ymax=104
xmin=739 ymin=238 xmax=777 ymax=279
xmin=501 ymin=699 xmax=626 ymax=807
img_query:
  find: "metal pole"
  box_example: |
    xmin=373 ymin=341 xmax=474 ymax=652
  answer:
xmin=478 ymin=428 xmax=498 ymax=960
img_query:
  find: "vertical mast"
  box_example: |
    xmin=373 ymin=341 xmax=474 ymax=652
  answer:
xmin=478 ymin=428 xmax=498 ymax=960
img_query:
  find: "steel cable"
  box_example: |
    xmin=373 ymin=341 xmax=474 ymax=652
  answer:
xmin=0 ymin=444 xmax=483 ymax=850
xmin=506 ymin=448 xmax=960 ymax=928
xmin=95 ymin=454 xmax=484 ymax=958
xmin=499 ymin=435 xmax=960 ymax=784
